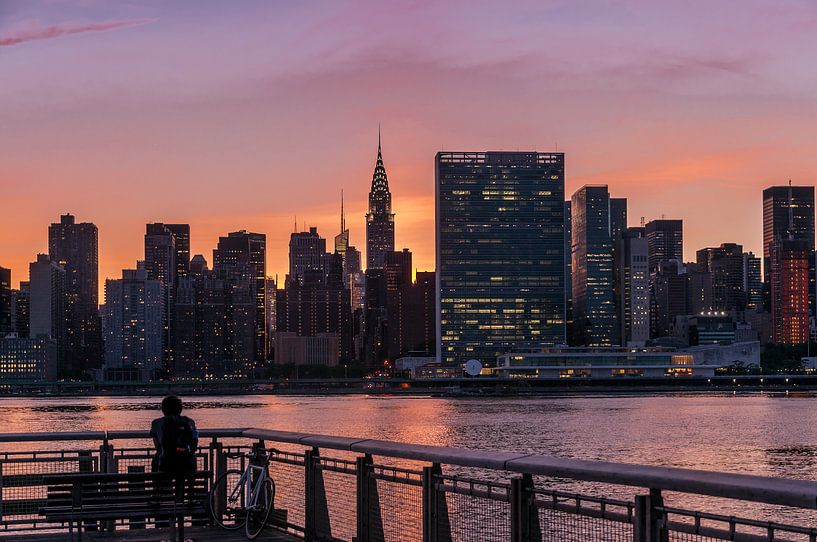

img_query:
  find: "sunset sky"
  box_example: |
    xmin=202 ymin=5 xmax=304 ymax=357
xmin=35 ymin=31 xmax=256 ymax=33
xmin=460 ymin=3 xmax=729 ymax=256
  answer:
xmin=2 ymin=0 xmax=817 ymax=295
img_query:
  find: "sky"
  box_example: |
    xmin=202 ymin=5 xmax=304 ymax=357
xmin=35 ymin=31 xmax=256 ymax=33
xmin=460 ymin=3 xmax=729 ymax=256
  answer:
xmin=2 ymin=0 xmax=817 ymax=295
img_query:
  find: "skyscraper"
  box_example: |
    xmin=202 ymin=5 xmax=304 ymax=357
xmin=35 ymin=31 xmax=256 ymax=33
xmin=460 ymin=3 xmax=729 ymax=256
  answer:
xmin=289 ymin=227 xmax=327 ymax=285
xmin=763 ymin=185 xmax=815 ymax=317
xmin=770 ymin=239 xmax=810 ymax=345
xmin=11 ymin=282 xmax=30 ymax=338
xmin=334 ymin=192 xmax=362 ymax=284
xmin=696 ymin=243 xmax=746 ymax=311
xmin=48 ymin=214 xmax=101 ymax=372
xmin=102 ymin=268 xmax=164 ymax=381
xmin=615 ymin=228 xmax=649 ymax=346
xmin=743 ymin=252 xmax=762 ymax=311
xmin=650 ymin=260 xmax=688 ymax=338
xmin=29 ymin=254 xmax=66 ymax=367
xmin=565 ymin=201 xmax=573 ymax=332
xmin=276 ymin=242 xmax=352 ymax=363
xmin=145 ymin=223 xmax=178 ymax=372
xmin=387 ymin=271 xmax=437 ymax=360
xmin=0 ymin=267 xmax=10 ymax=335
xmin=645 ymin=219 xmax=684 ymax=273
xmin=165 ymin=224 xmax=191 ymax=281
xmin=213 ymin=231 xmax=267 ymax=365
xmin=572 ymin=185 xmax=618 ymax=346
xmin=366 ymin=132 xmax=395 ymax=269
xmin=436 ymin=151 xmax=565 ymax=365
xmin=609 ymin=198 xmax=628 ymax=242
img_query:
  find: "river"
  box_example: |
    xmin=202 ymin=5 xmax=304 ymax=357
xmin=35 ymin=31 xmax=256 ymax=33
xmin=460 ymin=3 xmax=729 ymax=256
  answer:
xmin=4 ymin=392 xmax=817 ymax=478
xmin=3 ymin=392 xmax=817 ymax=531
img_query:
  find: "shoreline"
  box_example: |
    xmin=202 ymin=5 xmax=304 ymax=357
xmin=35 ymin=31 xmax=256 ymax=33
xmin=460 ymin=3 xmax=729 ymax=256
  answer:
xmin=2 ymin=382 xmax=817 ymax=399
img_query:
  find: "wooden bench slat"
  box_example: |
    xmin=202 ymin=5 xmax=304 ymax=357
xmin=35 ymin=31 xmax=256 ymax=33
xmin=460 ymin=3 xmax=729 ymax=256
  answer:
xmin=41 ymin=471 xmax=211 ymax=528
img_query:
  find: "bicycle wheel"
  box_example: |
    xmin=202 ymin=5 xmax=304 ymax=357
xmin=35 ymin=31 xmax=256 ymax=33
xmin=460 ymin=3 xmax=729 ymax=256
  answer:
xmin=209 ymin=469 xmax=248 ymax=530
xmin=245 ymin=478 xmax=275 ymax=540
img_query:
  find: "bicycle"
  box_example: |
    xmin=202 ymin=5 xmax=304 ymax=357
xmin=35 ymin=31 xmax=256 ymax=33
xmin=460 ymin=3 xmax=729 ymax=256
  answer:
xmin=209 ymin=448 xmax=278 ymax=539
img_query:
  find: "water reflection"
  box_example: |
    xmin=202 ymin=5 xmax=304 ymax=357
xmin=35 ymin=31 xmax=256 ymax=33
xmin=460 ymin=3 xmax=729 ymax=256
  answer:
xmin=1 ymin=393 xmax=816 ymax=481
xmin=4 ymin=394 xmax=817 ymax=526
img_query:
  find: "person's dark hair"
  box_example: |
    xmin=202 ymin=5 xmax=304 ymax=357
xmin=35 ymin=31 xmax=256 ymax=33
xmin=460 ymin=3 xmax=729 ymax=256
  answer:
xmin=161 ymin=395 xmax=183 ymax=416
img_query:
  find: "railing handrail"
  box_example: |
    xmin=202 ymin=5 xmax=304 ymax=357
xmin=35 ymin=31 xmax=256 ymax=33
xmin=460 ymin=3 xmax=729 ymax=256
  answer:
xmin=2 ymin=427 xmax=816 ymax=509
xmin=0 ymin=428 xmax=246 ymax=442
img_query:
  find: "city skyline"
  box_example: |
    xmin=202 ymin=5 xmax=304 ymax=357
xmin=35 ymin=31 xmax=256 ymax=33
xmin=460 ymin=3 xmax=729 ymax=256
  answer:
xmin=3 ymin=1 xmax=817 ymax=293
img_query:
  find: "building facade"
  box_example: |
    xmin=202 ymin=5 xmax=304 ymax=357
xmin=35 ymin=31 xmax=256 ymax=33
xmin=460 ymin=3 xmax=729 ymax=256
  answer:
xmin=0 ymin=335 xmax=58 ymax=382
xmin=164 ymin=224 xmax=191 ymax=282
xmin=494 ymin=342 xmax=759 ymax=379
xmin=28 ymin=254 xmax=66 ymax=369
xmin=144 ymin=223 xmax=179 ymax=373
xmin=770 ymin=239 xmax=810 ymax=345
xmin=645 ymin=219 xmax=683 ymax=273
xmin=609 ymin=198 xmax=628 ymax=243
xmin=387 ymin=271 xmax=437 ymax=360
xmin=571 ymin=185 xmax=618 ymax=346
xmin=10 ymin=283 xmax=30 ymax=339
xmin=289 ymin=227 xmax=327 ymax=284
xmin=213 ymin=231 xmax=267 ymax=366
xmin=274 ymin=332 xmax=340 ymax=366
xmin=743 ymin=252 xmax=762 ymax=311
xmin=564 ymin=201 xmax=573 ymax=334
xmin=436 ymin=151 xmax=565 ymax=365
xmin=365 ymin=133 xmax=395 ymax=269
xmin=763 ymin=185 xmax=815 ymax=342
xmin=48 ymin=214 xmax=101 ymax=372
xmin=102 ymin=268 xmax=164 ymax=381
xmin=615 ymin=228 xmax=649 ymax=346
xmin=696 ymin=243 xmax=746 ymax=311
xmin=0 ymin=266 xmax=10 ymax=335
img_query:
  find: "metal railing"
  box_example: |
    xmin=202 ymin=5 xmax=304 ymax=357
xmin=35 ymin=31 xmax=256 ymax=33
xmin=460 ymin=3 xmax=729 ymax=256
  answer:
xmin=2 ymin=428 xmax=817 ymax=541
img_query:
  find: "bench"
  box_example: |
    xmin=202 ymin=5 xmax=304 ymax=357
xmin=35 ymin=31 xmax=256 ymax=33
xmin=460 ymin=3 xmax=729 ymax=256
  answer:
xmin=40 ymin=470 xmax=211 ymax=541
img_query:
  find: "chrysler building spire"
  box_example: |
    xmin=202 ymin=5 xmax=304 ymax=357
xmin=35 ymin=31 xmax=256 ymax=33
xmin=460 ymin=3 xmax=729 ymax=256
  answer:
xmin=365 ymin=128 xmax=395 ymax=269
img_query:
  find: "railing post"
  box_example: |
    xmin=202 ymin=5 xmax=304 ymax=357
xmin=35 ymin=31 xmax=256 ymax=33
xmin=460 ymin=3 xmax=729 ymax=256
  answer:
xmin=511 ymin=474 xmax=541 ymax=542
xmin=422 ymin=463 xmax=451 ymax=542
xmin=77 ymin=450 xmax=97 ymax=533
xmin=100 ymin=441 xmax=116 ymax=474
xmin=356 ymin=454 xmax=384 ymax=542
xmin=633 ymin=490 xmax=668 ymax=542
xmin=633 ymin=495 xmax=648 ymax=542
xmin=305 ymin=447 xmax=331 ymax=542
xmin=98 ymin=440 xmax=116 ymax=532
xmin=0 ymin=462 xmax=4 ymax=523
xmin=649 ymin=489 xmax=668 ymax=542
xmin=212 ymin=438 xmax=227 ymax=521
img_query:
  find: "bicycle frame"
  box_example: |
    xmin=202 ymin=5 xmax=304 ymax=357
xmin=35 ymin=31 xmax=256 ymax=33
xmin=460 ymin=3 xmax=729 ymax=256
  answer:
xmin=228 ymin=463 xmax=270 ymax=511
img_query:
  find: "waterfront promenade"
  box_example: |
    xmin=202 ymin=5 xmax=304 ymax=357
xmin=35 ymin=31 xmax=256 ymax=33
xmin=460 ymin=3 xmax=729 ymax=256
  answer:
xmin=2 ymin=428 xmax=817 ymax=541
xmin=4 ymin=373 xmax=817 ymax=398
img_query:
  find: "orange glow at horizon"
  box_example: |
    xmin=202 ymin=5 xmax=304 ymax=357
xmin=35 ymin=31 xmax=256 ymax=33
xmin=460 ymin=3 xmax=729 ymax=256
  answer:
xmin=2 ymin=1 xmax=816 ymax=298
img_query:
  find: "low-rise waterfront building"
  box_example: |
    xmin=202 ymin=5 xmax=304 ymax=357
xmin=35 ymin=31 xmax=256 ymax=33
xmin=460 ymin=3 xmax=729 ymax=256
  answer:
xmin=0 ymin=334 xmax=58 ymax=382
xmin=275 ymin=332 xmax=339 ymax=366
xmin=493 ymin=342 xmax=759 ymax=379
xmin=394 ymin=354 xmax=437 ymax=377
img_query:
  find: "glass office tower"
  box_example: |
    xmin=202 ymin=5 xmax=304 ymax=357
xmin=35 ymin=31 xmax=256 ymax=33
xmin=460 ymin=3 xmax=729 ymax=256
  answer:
xmin=571 ymin=185 xmax=618 ymax=346
xmin=436 ymin=151 xmax=565 ymax=366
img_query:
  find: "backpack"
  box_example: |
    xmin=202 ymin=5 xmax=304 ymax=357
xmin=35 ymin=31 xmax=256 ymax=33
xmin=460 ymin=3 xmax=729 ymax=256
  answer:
xmin=159 ymin=415 xmax=197 ymax=472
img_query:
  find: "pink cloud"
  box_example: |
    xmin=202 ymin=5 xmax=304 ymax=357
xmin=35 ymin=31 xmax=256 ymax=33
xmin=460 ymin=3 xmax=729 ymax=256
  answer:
xmin=0 ymin=18 xmax=156 ymax=47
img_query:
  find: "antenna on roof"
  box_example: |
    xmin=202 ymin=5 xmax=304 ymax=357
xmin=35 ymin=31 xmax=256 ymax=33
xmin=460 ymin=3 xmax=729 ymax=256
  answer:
xmin=340 ymin=189 xmax=345 ymax=233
